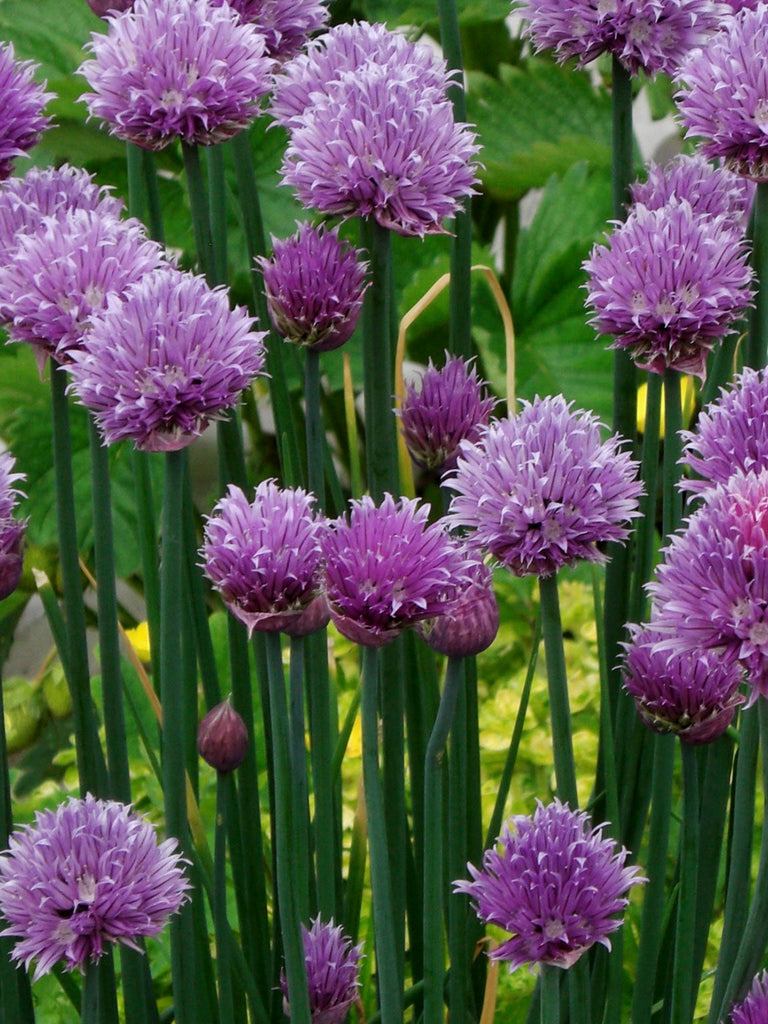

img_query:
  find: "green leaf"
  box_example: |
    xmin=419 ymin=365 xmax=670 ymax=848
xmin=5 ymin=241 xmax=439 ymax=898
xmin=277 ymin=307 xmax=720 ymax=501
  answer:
xmin=362 ymin=0 xmax=510 ymax=29
xmin=0 ymin=0 xmax=99 ymax=81
xmin=466 ymin=59 xmax=617 ymax=201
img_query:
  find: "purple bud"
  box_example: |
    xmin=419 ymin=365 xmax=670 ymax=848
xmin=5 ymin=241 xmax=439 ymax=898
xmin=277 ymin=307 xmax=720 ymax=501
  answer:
xmin=197 ymin=700 xmax=249 ymax=773
xmin=417 ymin=558 xmax=499 ymax=657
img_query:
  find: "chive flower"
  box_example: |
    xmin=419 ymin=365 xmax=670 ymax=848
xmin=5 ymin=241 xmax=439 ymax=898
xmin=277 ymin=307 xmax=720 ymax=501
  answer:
xmin=416 ymin=554 xmax=499 ymax=658
xmin=66 ymin=266 xmax=267 ymax=452
xmin=446 ymin=395 xmax=643 ymax=578
xmin=201 ymin=480 xmax=329 ymax=636
xmin=675 ymin=4 xmax=768 ymax=180
xmin=0 ymin=451 xmax=27 ymax=602
xmin=281 ymin=917 xmax=363 ymax=1024
xmin=584 ymin=200 xmax=754 ymax=378
xmin=731 ymin=970 xmax=768 ymax=1023
xmin=78 ymin=0 xmax=275 ymax=150
xmin=211 ymin=0 xmax=330 ymax=61
xmin=622 ymin=625 xmax=745 ymax=744
xmin=257 ymin=223 xmax=368 ymax=351
xmin=629 ymin=153 xmax=754 ymax=227
xmin=0 ymin=795 xmax=190 ymax=980
xmin=398 ymin=353 xmax=495 ymax=473
xmin=454 ymin=799 xmax=644 ymax=972
xmin=322 ymin=493 xmax=476 ymax=648
xmin=0 ymin=42 xmax=52 ymax=180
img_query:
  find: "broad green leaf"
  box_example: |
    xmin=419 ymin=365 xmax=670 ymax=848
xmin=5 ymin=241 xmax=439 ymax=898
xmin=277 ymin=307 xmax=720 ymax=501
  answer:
xmin=466 ymin=59 xmax=617 ymax=201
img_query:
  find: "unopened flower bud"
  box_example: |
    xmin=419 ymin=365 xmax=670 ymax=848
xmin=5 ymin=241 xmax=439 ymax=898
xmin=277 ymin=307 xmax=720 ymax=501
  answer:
xmin=417 ymin=559 xmax=499 ymax=657
xmin=197 ymin=700 xmax=248 ymax=773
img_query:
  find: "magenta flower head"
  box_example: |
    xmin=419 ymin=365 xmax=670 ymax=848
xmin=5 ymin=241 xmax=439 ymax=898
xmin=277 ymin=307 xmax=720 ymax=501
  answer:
xmin=447 ymin=395 xmax=643 ymax=578
xmin=416 ymin=554 xmax=499 ymax=658
xmin=584 ymin=200 xmax=754 ymax=379
xmin=629 ymin=153 xmax=755 ymax=227
xmin=281 ymin=917 xmax=363 ymax=1024
xmin=322 ymin=493 xmax=475 ymax=648
xmin=257 ymin=223 xmax=368 ymax=352
xmin=0 ymin=42 xmax=52 ymax=181
xmin=398 ymin=353 xmax=495 ymax=473
xmin=680 ymin=367 xmax=768 ymax=495
xmin=517 ymin=0 xmax=722 ymax=76
xmin=0 ymin=794 xmax=190 ymax=980
xmin=676 ymin=4 xmax=768 ymax=181
xmin=648 ymin=467 xmax=768 ymax=703
xmin=66 ymin=266 xmax=267 ymax=452
xmin=731 ymin=970 xmax=768 ymax=1024
xmin=210 ymin=0 xmax=329 ymax=61
xmin=622 ymin=624 xmax=745 ymax=744
xmin=0 ymin=164 xmax=123 ymax=262
xmin=78 ymin=0 xmax=275 ymax=150
xmin=0 ymin=451 xmax=27 ymax=602
xmin=0 ymin=208 xmax=165 ymax=374
xmin=202 ymin=480 xmax=329 ymax=636
xmin=454 ymin=799 xmax=644 ymax=972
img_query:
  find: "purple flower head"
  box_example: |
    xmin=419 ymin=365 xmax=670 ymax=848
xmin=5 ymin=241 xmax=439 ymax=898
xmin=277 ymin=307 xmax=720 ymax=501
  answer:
xmin=680 ymin=367 xmax=768 ymax=494
xmin=0 ymin=43 xmax=52 ymax=181
xmin=0 ymin=451 xmax=27 ymax=602
xmin=517 ymin=0 xmax=722 ymax=77
xmin=322 ymin=494 xmax=476 ymax=648
xmin=210 ymin=0 xmax=329 ymax=61
xmin=0 ymin=794 xmax=190 ymax=980
xmin=0 ymin=208 xmax=165 ymax=374
xmin=202 ymin=480 xmax=329 ymax=636
xmin=86 ymin=0 xmax=134 ymax=16
xmin=731 ymin=970 xmax=768 ymax=1023
xmin=0 ymin=164 xmax=124 ymax=263
xmin=66 ymin=266 xmax=267 ymax=452
xmin=676 ymin=4 xmax=768 ymax=181
xmin=630 ymin=153 xmax=755 ymax=228
xmin=257 ymin=223 xmax=368 ymax=351
xmin=281 ymin=917 xmax=363 ymax=1024
xmin=416 ymin=554 xmax=499 ymax=658
xmin=622 ymin=624 xmax=745 ymax=744
xmin=584 ymin=200 xmax=754 ymax=379
xmin=270 ymin=22 xmax=451 ymax=131
xmin=446 ymin=395 xmax=643 ymax=578
xmin=398 ymin=352 xmax=495 ymax=473
xmin=648 ymin=467 xmax=768 ymax=702
xmin=78 ymin=0 xmax=275 ymax=150
xmin=454 ymin=799 xmax=644 ymax=972
xmin=722 ymin=0 xmax=760 ymax=9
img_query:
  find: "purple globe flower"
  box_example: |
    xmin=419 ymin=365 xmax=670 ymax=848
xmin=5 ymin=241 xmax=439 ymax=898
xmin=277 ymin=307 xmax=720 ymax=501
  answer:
xmin=416 ymin=554 xmax=499 ymax=658
xmin=675 ymin=4 xmax=768 ymax=181
xmin=322 ymin=493 xmax=475 ymax=648
xmin=454 ymin=799 xmax=644 ymax=972
xmin=648 ymin=467 xmax=768 ymax=702
xmin=731 ymin=970 xmax=768 ymax=1023
xmin=66 ymin=266 xmax=267 ymax=452
xmin=210 ymin=0 xmax=329 ymax=61
xmin=622 ymin=625 xmax=745 ymax=744
xmin=0 ymin=794 xmax=190 ymax=980
xmin=270 ymin=22 xmax=450 ymax=131
xmin=257 ymin=223 xmax=368 ymax=352
xmin=78 ymin=0 xmax=275 ymax=150
xmin=0 ymin=208 xmax=166 ymax=373
xmin=629 ymin=153 xmax=755 ymax=227
xmin=680 ymin=367 xmax=768 ymax=494
xmin=281 ymin=917 xmax=363 ymax=1024
xmin=398 ymin=353 xmax=495 ymax=473
xmin=584 ymin=200 xmax=754 ymax=379
xmin=201 ymin=480 xmax=329 ymax=636
xmin=0 ymin=42 xmax=52 ymax=181
xmin=517 ymin=0 xmax=722 ymax=76
xmin=446 ymin=395 xmax=643 ymax=578
xmin=0 ymin=450 xmax=27 ymax=602
xmin=0 ymin=164 xmax=124 ymax=262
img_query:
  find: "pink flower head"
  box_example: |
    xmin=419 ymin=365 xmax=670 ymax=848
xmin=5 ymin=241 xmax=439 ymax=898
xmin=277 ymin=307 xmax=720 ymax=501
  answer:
xmin=78 ymin=0 xmax=275 ymax=150
xmin=630 ymin=153 xmax=755 ymax=228
xmin=66 ymin=266 xmax=267 ymax=452
xmin=0 ymin=42 xmax=52 ymax=180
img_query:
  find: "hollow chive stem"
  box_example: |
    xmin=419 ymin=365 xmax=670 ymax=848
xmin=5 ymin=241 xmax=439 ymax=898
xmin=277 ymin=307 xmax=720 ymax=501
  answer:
xmin=289 ymin=635 xmax=311 ymax=921
xmin=747 ymin=180 xmax=768 ymax=369
xmin=662 ymin=369 xmax=683 ymax=540
xmin=540 ymin=964 xmax=561 ymax=1024
xmin=213 ymin=774 xmax=236 ymax=1024
xmin=538 ymin=572 xmax=578 ymax=808
xmin=305 ymin=348 xmax=325 ymax=504
xmin=360 ymin=645 xmax=404 ymax=1024
xmin=670 ymin=743 xmax=699 ymax=1024
xmin=423 ymin=656 xmax=464 ymax=1024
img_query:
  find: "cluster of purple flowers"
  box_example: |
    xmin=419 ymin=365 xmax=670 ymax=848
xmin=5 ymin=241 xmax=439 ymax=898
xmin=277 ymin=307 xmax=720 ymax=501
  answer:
xmin=0 ymin=450 xmax=26 ymax=602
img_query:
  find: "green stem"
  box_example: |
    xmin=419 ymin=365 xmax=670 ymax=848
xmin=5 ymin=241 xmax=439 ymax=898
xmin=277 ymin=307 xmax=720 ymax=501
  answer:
xmin=214 ymin=774 xmax=236 ymax=1024
xmin=205 ymin=144 xmax=228 ymax=286
xmin=662 ymin=369 xmax=683 ymax=540
xmin=264 ymin=631 xmax=312 ymax=1024
xmin=540 ymin=965 xmax=561 ymax=1024
xmin=289 ymin=635 xmax=311 ymax=921
xmin=361 ymin=645 xmax=404 ymax=1024
xmin=181 ymin=142 xmax=214 ymax=281
xmin=538 ymin=573 xmax=578 ymax=807
xmin=448 ymin=664 xmax=470 ymax=1024
xmin=671 ymin=743 xmax=699 ymax=1024
xmin=132 ymin=448 xmax=162 ymax=689
xmin=424 ymin=657 xmax=464 ymax=1024
xmin=381 ymin=641 xmax=406 ymax=994
xmin=305 ymin=348 xmax=325 ymax=504
xmin=747 ymin=180 xmax=768 ymax=369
